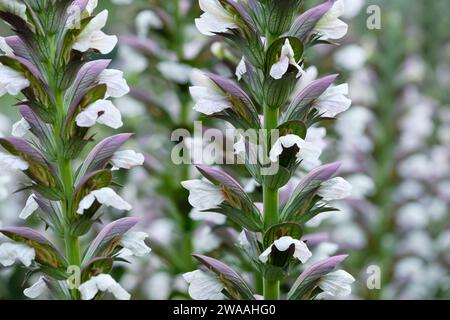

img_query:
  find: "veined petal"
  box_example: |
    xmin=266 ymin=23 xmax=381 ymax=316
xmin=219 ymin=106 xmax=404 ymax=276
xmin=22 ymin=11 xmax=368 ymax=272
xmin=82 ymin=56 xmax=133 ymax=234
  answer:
xmin=75 ymin=99 xmax=123 ymax=129
xmin=183 ymin=270 xmax=224 ymax=300
xmin=0 ymin=242 xmax=35 ymax=267
xmin=119 ymin=231 xmax=151 ymax=258
xmin=317 ymin=269 xmax=355 ymax=298
xmin=181 ymin=179 xmax=224 ymax=210
xmin=318 ymin=177 xmax=352 ymax=201
xmin=78 ymin=274 xmax=130 ymax=300
xmin=315 ymin=83 xmax=352 ymax=117
xmin=195 ymin=0 xmax=237 ymax=36
xmin=19 ymin=194 xmax=38 ymax=220
xmin=73 ymin=10 xmax=118 ymax=54
xmin=97 ymin=69 xmax=130 ymax=98
xmin=77 ymin=187 xmax=132 ymax=214
xmin=111 ymin=150 xmax=144 ymax=170
xmin=314 ymin=0 xmax=348 ymax=40
xmin=189 ymin=71 xmax=231 ymax=115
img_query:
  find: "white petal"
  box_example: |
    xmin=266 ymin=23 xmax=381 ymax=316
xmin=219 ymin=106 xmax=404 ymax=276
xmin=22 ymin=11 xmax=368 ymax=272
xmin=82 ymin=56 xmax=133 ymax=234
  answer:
xmin=235 ymin=57 xmax=247 ymax=81
xmin=97 ymin=69 xmax=130 ymax=98
xmin=270 ymin=56 xmax=290 ymax=80
xmin=111 ymin=150 xmax=144 ymax=170
xmin=195 ymin=0 xmax=237 ymax=36
xmin=259 ymin=236 xmax=312 ymax=264
xmin=318 ymin=269 xmax=355 ymax=297
xmin=0 ymin=63 xmax=30 ymax=96
xmin=0 ymin=153 xmax=29 ymax=170
xmin=318 ymin=177 xmax=352 ymax=201
xmin=315 ymin=0 xmax=348 ymax=40
xmin=75 ymin=99 xmax=123 ymax=129
xmin=189 ymin=85 xmax=231 ymax=115
xmin=77 ymin=187 xmax=132 ymax=214
xmin=24 ymin=277 xmax=47 ymax=299
xmin=181 ymin=179 xmax=224 ymax=210
xmin=270 ymin=39 xmax=304 ymax=80
xmin=183 ymin=270 xmax=224 ymax=300
xmin=76 ymin=193 xmax=96 ymax=215
xmin=79 ymin=274 xmax=130 ymax=300
xmin=315 ymin=84 xmax=352 ymax=117
xmin=11 ymin=118 xmax=31 ymax=137
xmin=73 ymin=10 xmax=118 ymax=54
xmin=19 ymin=194 xmax=39 ymax=219
xmin=119 ymin=231 xmax=151 ymax=257
xmin=269 ymin=134 xmax=322 ymax=165
xmin=0 ymin=242 xmax=35 ymax=267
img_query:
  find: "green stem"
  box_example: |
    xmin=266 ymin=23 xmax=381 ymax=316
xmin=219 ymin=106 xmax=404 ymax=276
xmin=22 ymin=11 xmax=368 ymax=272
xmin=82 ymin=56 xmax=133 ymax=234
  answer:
xmin=262 ymin=100 xmax=279 ymax=300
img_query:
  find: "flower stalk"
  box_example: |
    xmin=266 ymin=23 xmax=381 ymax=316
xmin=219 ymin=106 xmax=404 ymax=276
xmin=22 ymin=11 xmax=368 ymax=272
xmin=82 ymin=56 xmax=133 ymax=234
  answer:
xmin=182 ymin=0 xmax=355 ymax=300
xmin=0 ymin=0 xmax=150 ymax=300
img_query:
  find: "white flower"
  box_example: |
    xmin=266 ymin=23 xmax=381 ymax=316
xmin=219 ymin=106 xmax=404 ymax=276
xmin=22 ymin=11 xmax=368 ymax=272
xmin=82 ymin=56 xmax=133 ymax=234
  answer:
xmin=0 ymin=36 xmax=13 ymax=54
xmin=75 ymin=99 xmax=123 ymax=129
xmin=0 ymin=63 xmax=30 ymax=96
xmin=181 ymin=179 xmax=224 ymax=210
xmin=195 ymin=0 xmax=237 ymax=36
xmin=259 ymin=236 xmax=312 ymax=264
xmin=118 ymin=231 xmax=151 ymax=258
xmin=11 ymin=118 xmax=30 ymax=137
xmin=24 ymin=277 xmax=47 ymax=299
xmin=314 ymin=0 xmax=348 ymax=40
xmin=0 ymin=153 xmax=28 ymax=170
xmin=73 ymin=10 xmax=118 ymax=54
xmin=183 ymin=270 xmax=224 ymax=300
xmin=136 ymin=10 xmax=163 ymax=37
xmin=78 ymin=274 xmax=130 ymax=300
xmin=316 ymin=270 xmax=355 ymax=299
xmin=0 ymin=0 xmax=27 ymax=21
xmin=97 ymin=69 xmax=130 ymax=98
xmin=157 ymin=62 xmax=193 ymax=84
xmin=76 ymin=187 xmax=132 ymax=214
xmin=236 ymin=57 xmax=246 ymax=81
xmin=19 ymin=194 xmax=38 ymax=220
xmin=189 ymin=70 xmax=231 ymax=115
xmin=314 ymin=84 xmax=352 ymax=117
xmin=270 ymin=39 xmax=304 ymax=80
xmin=0 ymin=242 xmax=35 ymax=267
xmin=318 ymin=177 xmax=352 ymax=201
xmin=111 ymin=150 xmax=144 ymax=171
xmin=269 ymin=134 xmax=322 ymax=165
